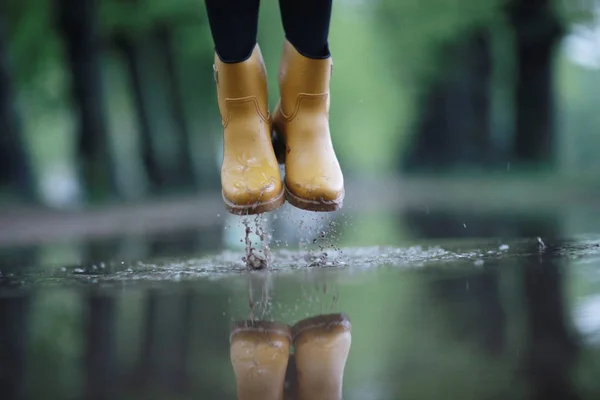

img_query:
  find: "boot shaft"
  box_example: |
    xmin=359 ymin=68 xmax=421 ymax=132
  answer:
xmin=277 ymin=40 xmax=332 ymax=118
xmin=214 ymin=45 xmax=285 ymax=213
xmin=214 ymin=45 xmax=270 ymax=126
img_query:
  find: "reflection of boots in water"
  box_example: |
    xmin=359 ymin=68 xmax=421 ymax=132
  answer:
xmin=283 ymin=352 xmax=299 ymax=400
xmin=291 ymin=313 xmax=352 ymax=400
xmin=230 ymin=320 xmax=291 ymax=400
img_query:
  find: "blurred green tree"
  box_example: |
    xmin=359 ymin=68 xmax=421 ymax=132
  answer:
xmin=377 ymin=0 xmax=501 ymax=172
xmin=103 ymin=0 xmax=209 ymax=193
xmin=55 ymin=0 xmax=118 ymax=202
xmin=4 ymin=0 xmax=220 ymax=203
xmin=378 ymin=0 xmax=575 ymax=173
xmin=507 ymin=0 xmax=565 ymax=169
xmin=0 ymin=11 xmax=35 ymax=200
xmin=1 ymin=0 xmax=599 ymax=207
xmin=402 ymin=27 xmax=493 ymax=172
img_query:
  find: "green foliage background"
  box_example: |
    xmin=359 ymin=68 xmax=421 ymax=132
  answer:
xmin=2 ymin=0 xmax=600 ymax=205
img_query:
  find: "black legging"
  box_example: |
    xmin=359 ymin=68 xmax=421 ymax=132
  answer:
xmin=204 ymin=0 xmax=332 ymax=63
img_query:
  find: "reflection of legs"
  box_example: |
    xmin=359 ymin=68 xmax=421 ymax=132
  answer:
xmin=291 ymin=314 xmax=351 ymax=400
xmin=204 ymin=0 xmax=260 ymax=63
xmin=230 ymin=321 xmax=291 ymax=400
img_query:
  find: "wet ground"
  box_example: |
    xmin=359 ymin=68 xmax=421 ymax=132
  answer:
xmin=2 ymin=200 xmax=600 ymax=400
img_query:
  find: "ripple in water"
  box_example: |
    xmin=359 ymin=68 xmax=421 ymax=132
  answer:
xmin=5 ymin=235 xmax=600 ymax=289
xmin=65 ymin=244 xmax=497 ymax=284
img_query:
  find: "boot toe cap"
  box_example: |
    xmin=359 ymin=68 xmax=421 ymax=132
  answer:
xmin=286 ymin=175 xmax=344 ymax=203
xmin=222 ymin=170 xmax=283 ymax=206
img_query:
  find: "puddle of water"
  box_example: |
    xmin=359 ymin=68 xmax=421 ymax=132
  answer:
xmin=2 ymin=235 xmax=600 ymax=399
xmin=0 ymin=237 xmax=522 ymax=287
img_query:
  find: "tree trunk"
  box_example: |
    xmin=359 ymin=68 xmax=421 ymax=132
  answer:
xmin=129 ymin=289 xmax=221 ymax=396
xmin=124 ymin=31 xmax=189 ymax=194
xmin=0 ymin=14 xmax=35 ymax=200
xmin=131 ymin=289 xmax=159 ymax=388
xmin=507 ymin=0 xmax=564 ymax=169
xmin=56 ymin=0 xmax=117 ymax=202
xmin=521 ymin=255 xmax=580 ymax=400
xmin=114 ymin=34 xmax=166 ymax=192
xmin=85 ymin=293 xmax=118 ymax=400
xmin=403 ymin=28 xmax=493 ymax=173
xmin=0 ymin=294 xmax=30 ymax=400
xmin=429 ymin=269 xmax=506 ymax=356
xmin=155 ymin=26 xmax=196 ymax=189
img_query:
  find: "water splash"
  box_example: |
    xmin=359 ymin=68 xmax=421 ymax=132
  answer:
xmin=11 ymin=236 xmax=600 ymax=288
xmin=242 ymin=215 xmax=271 ymax=270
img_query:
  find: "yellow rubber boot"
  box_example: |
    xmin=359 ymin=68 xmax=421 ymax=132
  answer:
xmin=230 ymin=320 xmax=291 ymax=400
xmin=291 ymin=313 xmax=351 ymax=400
xmin=214 ymin=45 xmax=285 ymax=215
xmin=273 ymin=40 xmax=344 ymax=212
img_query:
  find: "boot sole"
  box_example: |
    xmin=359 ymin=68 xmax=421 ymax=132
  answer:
xmin=291 ymin=313 xmax=351 ymax=340
xmin=230 ymin=320 xmax=292 ymax=343
xmin=285 ymin=183 xmax=344 ymax=212
xmin=222 ymin=188 xmax=285 ymax=216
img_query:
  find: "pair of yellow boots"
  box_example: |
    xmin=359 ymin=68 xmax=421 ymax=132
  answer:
xmin=230 ymin=313 xmax=351 ymax=400
xmin=215 ymin=40 xmax=344 ymax=215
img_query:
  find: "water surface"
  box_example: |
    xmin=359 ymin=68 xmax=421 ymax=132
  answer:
xmin=2 ymin=230 xmax=600 ymax=399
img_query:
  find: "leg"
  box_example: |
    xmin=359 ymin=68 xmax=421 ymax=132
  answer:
xmin=273 ymin=0 xmax=344 ymax=212
xmin=205 ymin=0 xmax=285 ymax=215
xmin=204 ymin=0 xmax=261 ymax=63
xmin=278 ymin=0 xmax=333 ymax=59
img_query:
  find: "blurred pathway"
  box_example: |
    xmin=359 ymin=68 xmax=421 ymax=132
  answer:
xmin=1 ymin=176 xmax=600 ymax=247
